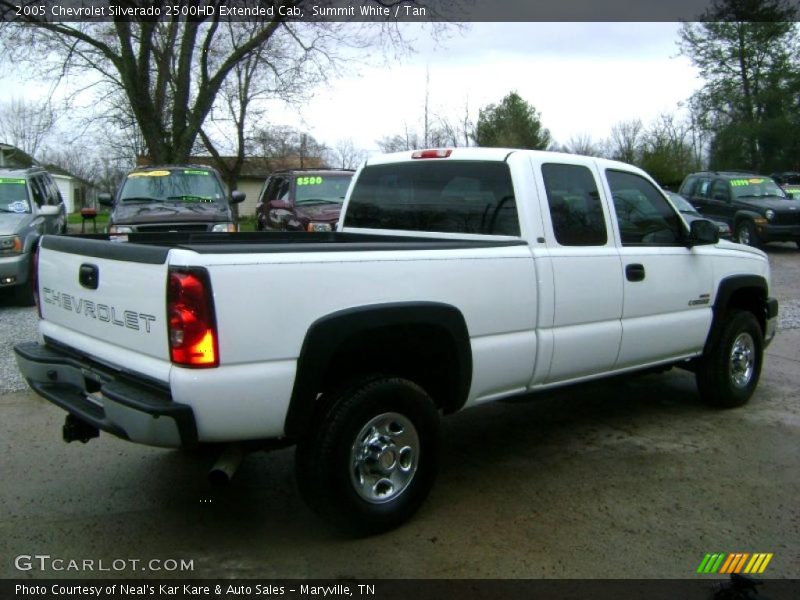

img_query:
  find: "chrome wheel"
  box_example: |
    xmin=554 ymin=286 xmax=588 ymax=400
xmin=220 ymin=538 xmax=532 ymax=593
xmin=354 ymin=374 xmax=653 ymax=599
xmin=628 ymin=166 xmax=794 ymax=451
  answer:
xmin=737 ymin=224 xmax=751 ymax=245
xmin=730 ymin=332 xmax=755 ymax=388
xmin=350 ymin=412 xmax=419 ymax=504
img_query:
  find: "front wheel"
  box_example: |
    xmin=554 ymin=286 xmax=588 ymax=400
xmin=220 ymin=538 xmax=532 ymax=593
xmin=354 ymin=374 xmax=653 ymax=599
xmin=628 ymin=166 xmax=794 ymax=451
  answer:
xmin=735 ymin=220 xmax=760 ymax=247
xmin=295 ymin=376 xmax=440 ymax=535
xmin=695 ymin=310 xmax=763 ymax=408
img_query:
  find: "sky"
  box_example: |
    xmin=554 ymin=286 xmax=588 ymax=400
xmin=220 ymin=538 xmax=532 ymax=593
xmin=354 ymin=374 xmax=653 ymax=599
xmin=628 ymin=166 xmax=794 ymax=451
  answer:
xmin=0 ymin=22 xmax=702 ymax=158
xmin=267 ymin=22 xmax=702 ymax=152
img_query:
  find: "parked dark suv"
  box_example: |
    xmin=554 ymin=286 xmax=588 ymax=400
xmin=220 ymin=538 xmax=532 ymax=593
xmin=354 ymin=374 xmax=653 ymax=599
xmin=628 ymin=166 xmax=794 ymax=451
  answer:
xmin=679 ymin=171 xmax=800 ymax=248
xmin=0 ymin=166 xmax=67 ymax=304
xmin=255 ymin=169 xmax=354 ymax=232
xmin=770 ymin=172 xmax=800 ymax=197
xmin=99 ymin=165 xmax=245 ymax=234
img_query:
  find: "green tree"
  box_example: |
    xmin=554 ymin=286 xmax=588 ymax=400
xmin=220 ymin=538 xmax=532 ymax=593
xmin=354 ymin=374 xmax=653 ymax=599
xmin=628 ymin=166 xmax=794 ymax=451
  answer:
xmin=679 ymin=0 xmax=800 ymax=172
xmin=473 ymin=92 xmax=551 ymax=149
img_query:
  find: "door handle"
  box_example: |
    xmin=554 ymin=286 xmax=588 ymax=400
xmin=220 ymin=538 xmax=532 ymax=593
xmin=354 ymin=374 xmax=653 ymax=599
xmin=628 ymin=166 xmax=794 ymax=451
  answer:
xmin=626 ymin=263 xmax=645 ymax=282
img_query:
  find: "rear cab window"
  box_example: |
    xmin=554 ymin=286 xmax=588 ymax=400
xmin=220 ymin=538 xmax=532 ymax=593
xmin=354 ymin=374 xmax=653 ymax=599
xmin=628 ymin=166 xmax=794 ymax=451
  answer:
xmin=344 ymin=161 xmax=520 ymax=236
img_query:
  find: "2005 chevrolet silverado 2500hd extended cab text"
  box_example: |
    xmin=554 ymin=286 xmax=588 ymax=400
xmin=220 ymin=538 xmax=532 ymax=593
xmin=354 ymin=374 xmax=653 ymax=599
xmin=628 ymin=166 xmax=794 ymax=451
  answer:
xmin=15 ymin=148 xmax=778 ymax=533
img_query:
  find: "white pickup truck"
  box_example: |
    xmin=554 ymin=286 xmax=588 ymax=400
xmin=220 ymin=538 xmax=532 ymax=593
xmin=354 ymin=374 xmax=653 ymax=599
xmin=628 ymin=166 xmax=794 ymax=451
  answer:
xmin=15 ymin=148 xmax=778 ymax=533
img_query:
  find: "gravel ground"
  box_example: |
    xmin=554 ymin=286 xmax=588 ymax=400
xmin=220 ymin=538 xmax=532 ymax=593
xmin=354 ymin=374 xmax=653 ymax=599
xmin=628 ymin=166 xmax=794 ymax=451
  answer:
xmin=780 ymin=299 xmax=800 ymax=330
xmin=0 ymin=301 xmax=38 ymax=393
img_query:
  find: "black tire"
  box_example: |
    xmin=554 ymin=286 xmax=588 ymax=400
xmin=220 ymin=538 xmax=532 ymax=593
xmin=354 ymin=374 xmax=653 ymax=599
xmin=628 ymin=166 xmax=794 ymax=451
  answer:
xmin=295 ymin=376 xmax=440 ymax=535
xmin=735 ymin=220 xmax=760 ymax=247
xmin=13 ymin=255 xmax=36 ymax=307
xmin=12 ymin=278 xmax=35 ymax=306
xmin=696 ymin=310 xmax=763 ymax=408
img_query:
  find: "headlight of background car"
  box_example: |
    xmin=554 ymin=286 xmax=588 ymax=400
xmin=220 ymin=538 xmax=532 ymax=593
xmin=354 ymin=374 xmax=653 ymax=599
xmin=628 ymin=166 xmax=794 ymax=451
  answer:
xmin=212 ymin=223 xmax=237 ymax=232
xmin=765 ymin=209 xmax=775 ymax=221
xmin=306 ymin=222 xmax=332 ymax=232
xmin=0 ymin=235 xmax=23 ymax=255
xmin=108 ymin=225 xmax=133 ymax=234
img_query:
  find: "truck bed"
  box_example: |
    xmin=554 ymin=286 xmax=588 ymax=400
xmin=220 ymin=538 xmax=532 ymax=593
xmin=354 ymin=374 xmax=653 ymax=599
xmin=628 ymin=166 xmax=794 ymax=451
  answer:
xmin=42 ymin=231 xmax=526 ymax=260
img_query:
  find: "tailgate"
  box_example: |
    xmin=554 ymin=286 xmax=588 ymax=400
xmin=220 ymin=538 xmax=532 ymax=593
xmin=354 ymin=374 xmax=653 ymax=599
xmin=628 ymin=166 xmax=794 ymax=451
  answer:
xmin=37 ymin=236 xmax=171 ymax=362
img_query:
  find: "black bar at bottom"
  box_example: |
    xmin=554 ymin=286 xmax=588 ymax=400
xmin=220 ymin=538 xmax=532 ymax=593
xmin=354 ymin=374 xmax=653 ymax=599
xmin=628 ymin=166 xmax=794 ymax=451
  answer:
xmin=2 ymin=579 xmax=799 ymax=600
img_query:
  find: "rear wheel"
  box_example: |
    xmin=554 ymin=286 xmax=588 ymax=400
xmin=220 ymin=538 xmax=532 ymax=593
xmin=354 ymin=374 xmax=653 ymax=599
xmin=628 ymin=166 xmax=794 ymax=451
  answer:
xmin=696 ymin=310 xmax=763 ymax=408
xmin=735 ymin=220 xmax=760 ymax=247
xmin=295 ymin=376 xmax=440 ymax=535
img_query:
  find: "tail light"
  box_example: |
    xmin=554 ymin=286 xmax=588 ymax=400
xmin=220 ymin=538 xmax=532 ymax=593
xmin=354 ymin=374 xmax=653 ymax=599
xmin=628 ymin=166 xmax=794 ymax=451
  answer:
xmin=167 ymin=267 xmax=219 ymax=368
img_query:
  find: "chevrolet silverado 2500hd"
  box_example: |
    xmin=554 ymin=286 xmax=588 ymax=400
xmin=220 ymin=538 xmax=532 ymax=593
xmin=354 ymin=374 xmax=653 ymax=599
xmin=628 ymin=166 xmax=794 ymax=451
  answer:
xmin=15 ymin=148 xmax=778 ymax=533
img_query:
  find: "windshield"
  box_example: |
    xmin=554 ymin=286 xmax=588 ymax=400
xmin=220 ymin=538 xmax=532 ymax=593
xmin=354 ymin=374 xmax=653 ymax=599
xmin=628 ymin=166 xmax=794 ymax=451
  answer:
xmin=0 ymin=177 xmax=31 ymax=213
xmin=730 ymin=177 xmax=786 ymax=199
xmin=120 ymin=169 xmax=226 ymax=203
xmin=295 ymin=174 xmax=352 ymax=204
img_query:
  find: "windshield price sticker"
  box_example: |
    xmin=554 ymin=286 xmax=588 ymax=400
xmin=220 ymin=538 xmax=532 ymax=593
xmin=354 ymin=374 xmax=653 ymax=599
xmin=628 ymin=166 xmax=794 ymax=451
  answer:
xmin=128 ymin=170 xmax=171 ymax=178
xmin=184 ymin=170 xmax=210 ymax=176
xmin=297 ymin=176 xmax=324 ymax=186
xmin=0 ymin=178 xmax=26 ymax=184
xmin=731 ymin=178 xmax=763 ymax=187
xmin=8 ymin=201 xmax=28 ymax=213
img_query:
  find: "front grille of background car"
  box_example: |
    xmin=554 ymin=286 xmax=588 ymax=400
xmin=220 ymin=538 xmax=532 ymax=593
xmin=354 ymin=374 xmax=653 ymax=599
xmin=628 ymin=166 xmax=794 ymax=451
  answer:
xmin=134 ymin=224 xmax=210 ymax=232
xmin=770 ymin=212 xmax=800 ymax=226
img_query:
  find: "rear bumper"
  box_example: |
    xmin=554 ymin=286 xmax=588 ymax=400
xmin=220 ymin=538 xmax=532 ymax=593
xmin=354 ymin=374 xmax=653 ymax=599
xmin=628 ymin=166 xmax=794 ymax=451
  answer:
xmin=14 ymin=341 xmax=197 ymax=448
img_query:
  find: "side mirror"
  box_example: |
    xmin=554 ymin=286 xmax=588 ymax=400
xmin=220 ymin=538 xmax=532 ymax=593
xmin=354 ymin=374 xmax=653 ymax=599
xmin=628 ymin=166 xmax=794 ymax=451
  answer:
xmin=689 ymin=219 xmax=720 ymax=246
xmin=786 ymin=192 xmax=794 ymax=199
xmin=38 ymin=205 xmax=60 ymax=216
xmin=231 ymin=190 xmax=246 ymax=204
xmin=98 ymin=193 xmax=114 ymax=207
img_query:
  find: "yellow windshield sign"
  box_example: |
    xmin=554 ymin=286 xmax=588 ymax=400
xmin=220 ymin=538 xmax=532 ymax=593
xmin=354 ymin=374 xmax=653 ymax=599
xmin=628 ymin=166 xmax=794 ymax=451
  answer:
xmin=128 ymin=170 xmax=171 ymax=178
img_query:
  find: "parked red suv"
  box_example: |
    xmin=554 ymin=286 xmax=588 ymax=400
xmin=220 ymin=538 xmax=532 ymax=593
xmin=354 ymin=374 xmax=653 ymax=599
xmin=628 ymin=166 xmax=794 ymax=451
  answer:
xmin=255 ymin=169 xmax=354 ymax=232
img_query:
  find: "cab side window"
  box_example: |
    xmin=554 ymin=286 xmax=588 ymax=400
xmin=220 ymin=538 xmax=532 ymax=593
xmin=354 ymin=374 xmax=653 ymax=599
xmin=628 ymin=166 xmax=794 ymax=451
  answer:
xmin=29 ymin=176 xmax=46 ymax=207
xmin=607 ymin=169 xmax=683 ymax=246
xmin=541 ymin=163 xmax=607 ymax=246
xmin=696 ymin=178 xmax=712 ymax=198
xmin=709 ymin=180 xmax=730 ymax=201
xmin=263 ymin=176 xmax=289 ymax=203
xmin=44 ymin=176 xmax=63 ymax=206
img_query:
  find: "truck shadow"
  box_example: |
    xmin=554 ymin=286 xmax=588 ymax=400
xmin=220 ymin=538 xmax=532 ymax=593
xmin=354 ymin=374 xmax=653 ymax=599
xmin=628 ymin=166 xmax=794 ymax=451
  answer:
xmin=147 ymin=367 xmax=716 ymax=540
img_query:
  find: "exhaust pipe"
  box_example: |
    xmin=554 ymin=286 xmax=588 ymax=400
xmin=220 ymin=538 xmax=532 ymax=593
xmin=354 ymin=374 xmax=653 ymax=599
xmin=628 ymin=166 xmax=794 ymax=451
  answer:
xmin=208 ymin=443 xmax=245 ymax=486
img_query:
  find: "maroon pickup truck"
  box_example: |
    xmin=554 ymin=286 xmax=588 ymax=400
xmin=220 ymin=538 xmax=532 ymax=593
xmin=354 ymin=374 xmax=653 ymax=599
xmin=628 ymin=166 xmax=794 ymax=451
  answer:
xmin=255 ymin=168 xmax=354 ymax=232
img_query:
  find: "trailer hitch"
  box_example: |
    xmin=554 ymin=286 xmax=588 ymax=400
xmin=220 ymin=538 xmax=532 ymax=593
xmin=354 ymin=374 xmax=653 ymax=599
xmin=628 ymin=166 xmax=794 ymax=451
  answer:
xmin=63 ymin=414 xmax=99 ymax=443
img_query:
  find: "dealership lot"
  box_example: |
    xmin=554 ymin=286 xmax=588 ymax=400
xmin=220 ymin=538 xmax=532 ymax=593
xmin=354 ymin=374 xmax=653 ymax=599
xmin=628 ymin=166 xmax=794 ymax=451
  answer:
xmin=0 ymin=245 xmax=798 ymax=579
